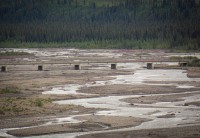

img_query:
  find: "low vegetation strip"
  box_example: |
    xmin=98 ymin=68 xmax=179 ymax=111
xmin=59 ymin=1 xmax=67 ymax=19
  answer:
xmin=0 ymin=88 xmax=20 ymax=94
xmin=0 ymin=51 xmax=31 ymax=56
xmin=0 ymin=96 xmax=79 ymax=116
xmin=170 ymin=56 xmax=199 ymax=61
xmin=170 ymin=56 xmax=200 ymax=67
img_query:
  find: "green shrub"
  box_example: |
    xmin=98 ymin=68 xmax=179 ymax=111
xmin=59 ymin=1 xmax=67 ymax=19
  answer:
xmin=188 ymin=59 xmax=200 ymax=67
xmin=170 ymin=56 xmax=200 ymax=67
xmin=33 ymin=99 xmax=44 ymax=107
xmin=0 ymin=108 xmax=5 ymax=115
xmin=0 ymin=88 xmax=19 ymax=94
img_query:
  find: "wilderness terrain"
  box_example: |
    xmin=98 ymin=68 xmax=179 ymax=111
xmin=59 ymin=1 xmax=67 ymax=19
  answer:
xmin=0 ymin=49 xmax=200 ymax=138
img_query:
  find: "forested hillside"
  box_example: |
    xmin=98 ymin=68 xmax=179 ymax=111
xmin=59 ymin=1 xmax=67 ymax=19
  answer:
xmin=0 ymin=0 xmax=200 ymax=49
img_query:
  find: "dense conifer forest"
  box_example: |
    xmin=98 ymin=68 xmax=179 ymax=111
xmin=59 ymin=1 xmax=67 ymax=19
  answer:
xmin=0 ymin=0 xmax=200 ymax=50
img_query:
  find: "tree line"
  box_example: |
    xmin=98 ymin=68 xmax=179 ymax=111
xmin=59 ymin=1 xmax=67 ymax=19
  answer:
xmin=0 ymin=0 xmax=200 ymax=49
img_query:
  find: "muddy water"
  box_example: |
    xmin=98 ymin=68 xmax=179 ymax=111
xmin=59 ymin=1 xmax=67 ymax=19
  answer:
xmin=42 ymin=62 xmax=144 ymax=95
xmin=1 ymin=49 xmax=123 ymax=58
xmin=37 ymin=67 xmax=200 ymax=138
xmin=29 ymin=92 xmax=200 ymax=138
xmin=31 ymin=90 xmax=200 ymax=138
xmin=1 ymin=61 xmax=200 ymax=138
xmin=42 ymin=84 xmax=82 ymax=95
xmin=43 ymin=68 xmax=199 ymax=95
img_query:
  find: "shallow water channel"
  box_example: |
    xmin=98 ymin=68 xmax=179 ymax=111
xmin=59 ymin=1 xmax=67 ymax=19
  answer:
xmin=1 ymin=63 xmax=200 ymax=138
